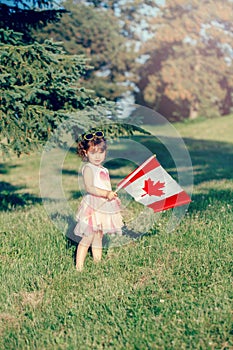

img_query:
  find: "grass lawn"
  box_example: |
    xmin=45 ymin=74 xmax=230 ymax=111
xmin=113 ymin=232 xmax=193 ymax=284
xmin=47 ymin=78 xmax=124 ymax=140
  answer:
xmin=0 ymin=115 xmax=233 ymax=349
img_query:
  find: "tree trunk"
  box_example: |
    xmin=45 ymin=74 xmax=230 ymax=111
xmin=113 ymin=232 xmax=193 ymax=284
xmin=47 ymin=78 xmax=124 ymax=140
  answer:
xmin=189 ymin=100 xmax=199 ymax=119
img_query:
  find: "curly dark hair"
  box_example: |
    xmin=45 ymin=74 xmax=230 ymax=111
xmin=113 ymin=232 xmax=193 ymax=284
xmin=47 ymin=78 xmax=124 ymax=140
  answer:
xmin=77 ymin=136 xmax=107 ymax=161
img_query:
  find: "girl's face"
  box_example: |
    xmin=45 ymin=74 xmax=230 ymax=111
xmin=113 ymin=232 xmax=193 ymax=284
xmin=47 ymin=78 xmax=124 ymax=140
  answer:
xmin=86 ymin=145 xmax=106 ymax=166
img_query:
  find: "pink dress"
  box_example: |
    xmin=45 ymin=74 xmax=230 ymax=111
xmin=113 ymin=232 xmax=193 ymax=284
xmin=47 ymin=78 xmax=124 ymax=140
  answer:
xmin=74 ymin=162 xmax=123 ymax=237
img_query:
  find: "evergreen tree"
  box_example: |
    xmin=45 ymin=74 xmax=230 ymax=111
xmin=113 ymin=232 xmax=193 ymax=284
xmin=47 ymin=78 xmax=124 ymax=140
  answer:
xmin=0 ymin=0 xmax=108 ymax=156
xmin=0 ymin=29 xmax=104 ymax=156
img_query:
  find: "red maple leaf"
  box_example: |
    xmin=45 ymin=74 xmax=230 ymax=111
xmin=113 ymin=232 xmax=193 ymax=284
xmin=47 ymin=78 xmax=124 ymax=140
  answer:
xmin=141 ymin=178 xmax=165 ymax=197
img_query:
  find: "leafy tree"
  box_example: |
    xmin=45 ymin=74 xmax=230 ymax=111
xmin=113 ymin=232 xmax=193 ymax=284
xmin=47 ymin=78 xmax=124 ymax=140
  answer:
xmin=137 ymin=0 xmax=233 ymax=120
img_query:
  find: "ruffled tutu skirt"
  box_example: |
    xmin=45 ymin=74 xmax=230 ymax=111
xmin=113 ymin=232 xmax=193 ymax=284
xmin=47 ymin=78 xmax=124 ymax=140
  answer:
xmin=74 ymin=194 xmax=123 ymax=237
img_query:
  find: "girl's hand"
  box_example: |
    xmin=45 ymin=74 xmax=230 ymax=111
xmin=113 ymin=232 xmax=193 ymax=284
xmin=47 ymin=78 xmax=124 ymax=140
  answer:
xmin=106 ymin=191 xmax=118 ymax=201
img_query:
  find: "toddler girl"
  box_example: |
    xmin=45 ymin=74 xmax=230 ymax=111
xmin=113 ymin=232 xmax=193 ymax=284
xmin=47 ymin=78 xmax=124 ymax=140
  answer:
xmin=74 ymin=131 xmax=123 ymax=271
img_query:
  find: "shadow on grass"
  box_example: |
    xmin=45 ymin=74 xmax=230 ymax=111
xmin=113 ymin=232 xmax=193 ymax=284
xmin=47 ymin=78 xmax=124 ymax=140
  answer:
xmin=130 ymin=135 xmax=233 ymax=183
xmin=62 ymin=169 xmax=78 ymax=176
xmin=188 ymin=187 xmax=233 ymax=213
xmin=69 ymin=190 xmax=83 ymax=200
xmin=115 ymin=135 xmax=233 ymax=183
xmin=0 ymin=164 xmax=9 ymax=175
xmin=0 ymin=163 xmax=21 ymax=174
xmin=183 ymin=138 xmax=233 ymax=184
xmin=0 ymin=181 xmax=42 ymax=211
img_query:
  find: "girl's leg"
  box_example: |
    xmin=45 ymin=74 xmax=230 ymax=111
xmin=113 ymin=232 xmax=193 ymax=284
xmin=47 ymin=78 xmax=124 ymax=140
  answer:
xmin=91 ymin=231 xmax=103 ymax=263
xmin=76 ymin=235 xmax=94 ymax=271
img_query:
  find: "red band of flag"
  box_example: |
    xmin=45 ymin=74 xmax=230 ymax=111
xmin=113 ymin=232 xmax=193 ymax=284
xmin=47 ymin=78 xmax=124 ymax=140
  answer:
xmin=148 ymin=190 xmax=191 ymax=212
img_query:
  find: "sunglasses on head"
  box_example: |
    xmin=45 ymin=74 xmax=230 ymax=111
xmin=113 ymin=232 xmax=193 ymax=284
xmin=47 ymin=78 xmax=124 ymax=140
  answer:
xmin=83 ymin=131 xmax=104 ymax=141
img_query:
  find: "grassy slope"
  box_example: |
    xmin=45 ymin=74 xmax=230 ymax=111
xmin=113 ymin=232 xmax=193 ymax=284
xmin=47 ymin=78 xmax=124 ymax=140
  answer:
xmin=0 ymin=116 xmax=233 ymax=349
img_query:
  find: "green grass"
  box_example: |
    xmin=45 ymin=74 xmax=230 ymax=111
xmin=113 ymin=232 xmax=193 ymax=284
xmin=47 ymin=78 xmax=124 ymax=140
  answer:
xmin=1 ymin=115 xmax=233 ymax=349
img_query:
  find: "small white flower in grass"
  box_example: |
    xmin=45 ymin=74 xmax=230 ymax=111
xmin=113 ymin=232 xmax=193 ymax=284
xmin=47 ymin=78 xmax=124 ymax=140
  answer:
xmin=159 ymin=299 xmax=165 ymax=303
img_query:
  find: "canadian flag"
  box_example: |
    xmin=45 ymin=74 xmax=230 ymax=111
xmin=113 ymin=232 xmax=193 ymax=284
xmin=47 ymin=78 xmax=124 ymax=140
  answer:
xmin=117 ymin=155 xmax=191 ymax=213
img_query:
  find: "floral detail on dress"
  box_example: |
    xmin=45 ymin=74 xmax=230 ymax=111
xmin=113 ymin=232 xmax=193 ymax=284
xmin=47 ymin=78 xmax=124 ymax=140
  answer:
xmin=99 ymin=170 xmax=110 ymax=182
